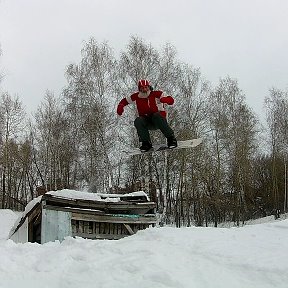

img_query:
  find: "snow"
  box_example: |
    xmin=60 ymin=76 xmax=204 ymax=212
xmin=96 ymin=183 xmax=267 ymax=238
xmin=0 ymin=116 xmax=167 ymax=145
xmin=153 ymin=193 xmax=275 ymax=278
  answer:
xmin=1 ymin=210 xmax=288 ymax=288
xmin=47 ymin=189 xmax=150 ymax=201
xmin=0 ymin=209 xmax=19 ymax=239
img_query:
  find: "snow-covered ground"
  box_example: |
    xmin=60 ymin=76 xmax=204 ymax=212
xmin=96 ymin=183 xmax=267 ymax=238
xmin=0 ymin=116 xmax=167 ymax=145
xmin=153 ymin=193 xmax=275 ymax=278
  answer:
xmin=1 ymin=209 xmax=288 ymax=288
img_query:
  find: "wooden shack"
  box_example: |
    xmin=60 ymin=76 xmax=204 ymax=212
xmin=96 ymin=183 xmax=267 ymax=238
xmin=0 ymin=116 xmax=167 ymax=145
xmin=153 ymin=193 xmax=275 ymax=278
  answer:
xmin=9 ymin=190 xmax=156 ymax=244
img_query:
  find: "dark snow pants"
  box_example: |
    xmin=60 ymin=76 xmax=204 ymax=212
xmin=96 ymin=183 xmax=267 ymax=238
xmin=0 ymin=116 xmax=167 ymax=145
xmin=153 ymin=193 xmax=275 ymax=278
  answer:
xmin=134 ymin=112 xmax=174 ymax=143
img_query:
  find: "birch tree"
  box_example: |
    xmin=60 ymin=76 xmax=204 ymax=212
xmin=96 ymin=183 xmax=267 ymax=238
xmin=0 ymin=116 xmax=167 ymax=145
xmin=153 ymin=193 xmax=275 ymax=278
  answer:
xmin=163 ymin=64 xmax=210 ymax=226
xmin=63 ymin=39 xmax=117 ymax=192
xmin=34 ymin=91 xmax=74 ymax=191
xmin=207 ymin=77 xmax=259 ymax=225
xmin=265 ymin=87 xmax=288 ymax=217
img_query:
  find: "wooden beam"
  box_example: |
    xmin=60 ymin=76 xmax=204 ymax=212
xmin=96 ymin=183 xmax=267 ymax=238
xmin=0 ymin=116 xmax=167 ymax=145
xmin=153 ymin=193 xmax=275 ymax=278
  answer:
xmin=71 ymin=212 xmax=156 ymax=224
xmin=42 ymin=194 xmax=156 ymax=211
xmin=123 ymin=224 xmax=135 ymax=235
xmin=43 ymin=204 xmax=105 ymax=215
xmin=9 ymin=202 xmax=41 ymax=237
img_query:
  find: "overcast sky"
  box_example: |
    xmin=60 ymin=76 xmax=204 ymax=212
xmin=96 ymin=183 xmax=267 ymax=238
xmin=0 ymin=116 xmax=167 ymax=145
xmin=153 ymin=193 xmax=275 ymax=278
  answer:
xmin=0 ymin=0 xmax=287 ymax=119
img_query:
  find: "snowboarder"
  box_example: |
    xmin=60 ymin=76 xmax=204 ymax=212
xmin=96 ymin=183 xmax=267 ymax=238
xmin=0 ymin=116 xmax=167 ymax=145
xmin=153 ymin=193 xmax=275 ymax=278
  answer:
xmin=117 ymin=79 xmax=177 ymax=152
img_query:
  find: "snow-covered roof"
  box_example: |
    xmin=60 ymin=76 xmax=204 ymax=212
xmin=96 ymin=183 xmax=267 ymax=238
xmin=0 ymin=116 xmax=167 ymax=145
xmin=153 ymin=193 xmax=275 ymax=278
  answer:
xmin=47 ymin=189 xmax=149 ymax=202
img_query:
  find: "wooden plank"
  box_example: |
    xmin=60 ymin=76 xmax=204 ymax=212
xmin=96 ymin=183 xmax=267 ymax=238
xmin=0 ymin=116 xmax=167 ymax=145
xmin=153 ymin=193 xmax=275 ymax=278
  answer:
xmin=43 ymin=204 xmax=105 ymax=215
xmin=123 ymin=224 xmax=135 ymax=235
xmin=71 ymin=212 xmax=156 ymax=224
xmin=113 ymin=223 xmax=117 ymax=235
xmin=10 ymin=202 xmax=41 ymax=238
xmin=117 ymin=223 xmax=121 ymax=235
xmin=43 ymin=194 xmax=156 ymax=211
xmin=43 ymin=193 xmax=151 ymax=204
xmin=71 ymin=219 xmax=151 ymax=239
xmin=43 ymin=203 xmax=155 ymax=217
xmin=100 ymin=222 xmax=105 ymax=235
xmin=96 ymin=222 xmax=100 ymax=234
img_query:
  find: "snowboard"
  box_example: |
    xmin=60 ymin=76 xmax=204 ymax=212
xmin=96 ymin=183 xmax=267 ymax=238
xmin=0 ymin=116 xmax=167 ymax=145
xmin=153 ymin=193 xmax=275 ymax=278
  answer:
xmin=123 ymin=138 xmax=202 ymax=156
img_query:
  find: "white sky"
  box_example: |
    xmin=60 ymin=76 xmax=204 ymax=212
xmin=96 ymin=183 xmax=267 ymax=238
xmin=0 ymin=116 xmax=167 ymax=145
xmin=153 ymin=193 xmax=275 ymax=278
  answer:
xmin=0 ymin=0 xmax=288 ymax=119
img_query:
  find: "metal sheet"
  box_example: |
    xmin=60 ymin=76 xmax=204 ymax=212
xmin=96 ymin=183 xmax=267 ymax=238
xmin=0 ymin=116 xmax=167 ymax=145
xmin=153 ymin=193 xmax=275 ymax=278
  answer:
xmin=41 ymin=207 xmax=72 ymax=243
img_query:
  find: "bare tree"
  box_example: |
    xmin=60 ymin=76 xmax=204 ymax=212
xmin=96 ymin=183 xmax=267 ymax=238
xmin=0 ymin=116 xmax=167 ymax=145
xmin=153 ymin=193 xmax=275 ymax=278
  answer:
xmin=0 ymin=93 xmax=26 ymax=208
xmin=265 ymin=87 xmax=288 ymax=217
xmin=206 ymin=77 xmax=260 ymax=225
xmin=34 ymin=91 xmax=74 ymax=191
xmin=63 ymin=39 xmax=117 ymax=192
xmin=162 ymin=64 xmax=210 ymax=226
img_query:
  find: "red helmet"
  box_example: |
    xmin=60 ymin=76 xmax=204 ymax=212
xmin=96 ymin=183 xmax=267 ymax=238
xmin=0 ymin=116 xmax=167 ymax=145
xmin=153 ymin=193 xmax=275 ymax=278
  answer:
xmin=138 ymin=79 xmax=150 ymax=90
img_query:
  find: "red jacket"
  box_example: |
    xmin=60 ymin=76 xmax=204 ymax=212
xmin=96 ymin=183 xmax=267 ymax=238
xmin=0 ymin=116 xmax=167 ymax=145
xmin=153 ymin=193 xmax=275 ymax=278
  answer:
xmin=117 ymin=90 xmax=174 ymax=118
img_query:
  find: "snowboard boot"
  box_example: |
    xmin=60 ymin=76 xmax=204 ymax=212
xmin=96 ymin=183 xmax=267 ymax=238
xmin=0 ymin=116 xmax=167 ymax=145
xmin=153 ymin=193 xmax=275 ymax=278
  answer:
xmin=167 ymin=136 xmax=177 ymax=148
xmin=140 ymin=141 xmax=153 ymax=152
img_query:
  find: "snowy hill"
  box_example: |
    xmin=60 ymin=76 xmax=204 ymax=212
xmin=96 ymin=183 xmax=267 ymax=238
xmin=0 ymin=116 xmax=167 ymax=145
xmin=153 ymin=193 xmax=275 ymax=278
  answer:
xmin=1 ymin=209 xmax=288 ymax=288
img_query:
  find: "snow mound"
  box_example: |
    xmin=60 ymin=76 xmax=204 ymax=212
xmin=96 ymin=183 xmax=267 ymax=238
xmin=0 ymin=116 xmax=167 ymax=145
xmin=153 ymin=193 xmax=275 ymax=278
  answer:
xmin=0 ymin=210 xmax=19 ymax=240
xmin=1 ymin=209 xmax=288 ymax=288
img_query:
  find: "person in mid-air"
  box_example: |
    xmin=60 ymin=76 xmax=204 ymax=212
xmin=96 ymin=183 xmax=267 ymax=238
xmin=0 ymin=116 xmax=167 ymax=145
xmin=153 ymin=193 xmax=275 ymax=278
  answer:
xmin=117 ymin=79 xmax=177 ymax=152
